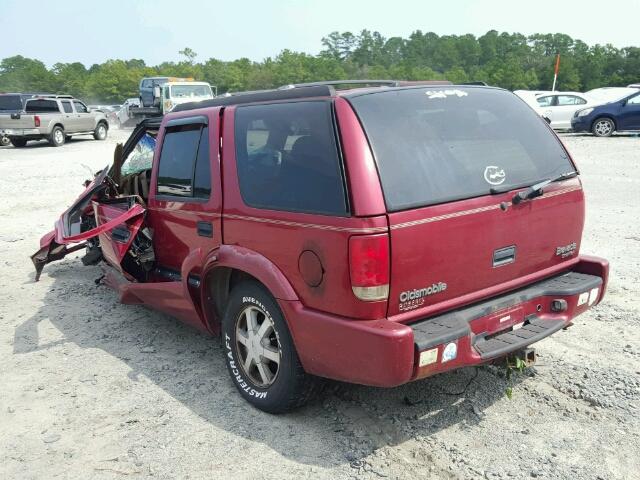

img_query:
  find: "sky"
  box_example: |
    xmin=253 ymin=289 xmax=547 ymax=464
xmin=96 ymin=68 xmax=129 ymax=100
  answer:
xmin=1 ymin=0 xmax=639 ymax=66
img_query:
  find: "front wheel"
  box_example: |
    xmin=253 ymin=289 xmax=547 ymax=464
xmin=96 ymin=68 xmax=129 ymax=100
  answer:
xmin=93 ymin=122 xmax=108 ymax=140
xmin=0 ymin=135 xmax=10 ymax=147
xmin=221 ymin=281 xmax=319 ymax=413
xmin=592 ymin=118 xmax=615 ymax=137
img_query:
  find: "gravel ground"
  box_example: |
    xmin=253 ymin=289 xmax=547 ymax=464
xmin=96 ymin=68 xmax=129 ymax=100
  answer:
xmin=0 ymin=131 xmax=638 ymax=480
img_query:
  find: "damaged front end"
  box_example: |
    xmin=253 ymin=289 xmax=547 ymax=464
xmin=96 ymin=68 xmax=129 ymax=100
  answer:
xmin=31 ymin=119 xmax=160 ymax=282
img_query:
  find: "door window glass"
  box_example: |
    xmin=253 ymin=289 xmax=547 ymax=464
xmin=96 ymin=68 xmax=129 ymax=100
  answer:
xmin=156 ymin=123 xmax=210 ymax=199
xmin=557 ymin=95 xmax=586 ymax=106
xmin=536 ymin=96 xmax=555 ymax=107
xmin=627 ymin=95 xmax=640 ymax=105
xmin=73 ymin=101 xmax=88 ymax=113
xmin=61 ymin=101 xmax=73 ymax=113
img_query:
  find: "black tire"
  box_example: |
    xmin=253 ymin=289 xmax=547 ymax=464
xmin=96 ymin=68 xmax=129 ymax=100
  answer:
xmin=592 ymin=117 xmax=615 ymax=137
xmin=10 ymin=137 xmax=27 ymax=148
xmin=221 ymin=281 xmax=318 ymax=413
xmin=49 ymin=126 xmax=65 ymax=147
xmin=93 ymin=122 xmax=108 ymax=141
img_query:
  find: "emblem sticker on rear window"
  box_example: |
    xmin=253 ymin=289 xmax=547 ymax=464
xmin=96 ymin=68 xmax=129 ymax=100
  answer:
xmin=484 ymin=166 xmax=506 ymax=185
xmin=425 ymin=89 xmax=468 ymax=100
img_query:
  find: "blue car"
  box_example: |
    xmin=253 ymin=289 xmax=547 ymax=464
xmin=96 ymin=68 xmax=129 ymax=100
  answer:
xmin=571 ymin=90 xmax=640 ymax=136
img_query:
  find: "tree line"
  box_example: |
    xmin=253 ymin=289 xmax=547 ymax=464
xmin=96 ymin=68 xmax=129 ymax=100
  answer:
xmin=1 ymin=30 xmax=639 ymax=103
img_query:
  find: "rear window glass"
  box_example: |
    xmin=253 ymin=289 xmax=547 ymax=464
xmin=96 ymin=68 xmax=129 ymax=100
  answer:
xmin=25 ymin=99 xmax=59 ymax=113
xmin=0 ymin=95 xmax=22 ymax=111
xmin=349 ymin=87 xmax=574 ymax=211
xmin=234 ymin=101 xmax=348 ymax=216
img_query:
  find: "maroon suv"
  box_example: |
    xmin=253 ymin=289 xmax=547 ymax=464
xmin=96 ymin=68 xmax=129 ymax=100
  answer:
xmin=32 ymin=81 xmax=609 ymax=412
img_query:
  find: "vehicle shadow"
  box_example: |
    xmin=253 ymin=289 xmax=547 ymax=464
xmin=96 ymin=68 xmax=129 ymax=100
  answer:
xmin=14 ymin=260 xmax=526 ymax=468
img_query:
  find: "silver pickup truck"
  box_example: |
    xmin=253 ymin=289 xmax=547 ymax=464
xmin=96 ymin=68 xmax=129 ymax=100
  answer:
xmin=0 ymin=95 xmax=108 ymax=147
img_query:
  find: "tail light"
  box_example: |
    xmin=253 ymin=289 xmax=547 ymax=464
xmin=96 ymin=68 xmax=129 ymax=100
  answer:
xmin=34 ymin=115 xmax=41 ymax=127
xmin=349 ymin=234 xmax=390 ymax=301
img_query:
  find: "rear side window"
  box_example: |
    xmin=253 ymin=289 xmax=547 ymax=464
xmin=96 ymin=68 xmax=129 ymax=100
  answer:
xmin=557 ymin=95 xmax=586 ymax=106
xmin=234 ymin=101 xmax=347 ymax=216
xmin=157 ymin=123 xmax=210 ymax=199
xmin=25 ymin=99 xmax=59 ymax=113
xmin=349 ymin=87 xmax=574 ymax=211
xmin=61 ymin=101 xmax=73 ymax=113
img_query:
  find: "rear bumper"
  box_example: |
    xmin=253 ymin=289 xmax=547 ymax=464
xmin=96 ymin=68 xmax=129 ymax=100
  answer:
xmin=284 ymin=256 xmax=609 ymax=387
xmin=0 ymin=128 xmax=41 ymax=137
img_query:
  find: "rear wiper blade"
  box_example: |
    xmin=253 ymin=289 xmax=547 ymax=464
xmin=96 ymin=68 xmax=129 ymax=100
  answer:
xmin=512 ymin=171 xmax=577 ymax=205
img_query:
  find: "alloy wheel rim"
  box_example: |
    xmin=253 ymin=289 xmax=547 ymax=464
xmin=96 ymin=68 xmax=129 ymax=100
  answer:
xmin=596 ymin=121 xmax=611 ymax=136
xmin=98 ymin=126 xmax=106 ymax=138
xmin=235 ymin=305 xmax=281 ymax=387
xmin=55 ymin=130 xmax=63 ymax=144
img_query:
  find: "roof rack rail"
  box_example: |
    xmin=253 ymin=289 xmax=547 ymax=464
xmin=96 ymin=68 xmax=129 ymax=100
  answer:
xmin=278 ymin=79 xmax=452 ymax=89
xmin=173 ymin=79 xmax=457 ymax=113
xmin=34 ymin=94 xmax=74 ymax=99
xmin=173 ymin=85 xmax=333 ymax=112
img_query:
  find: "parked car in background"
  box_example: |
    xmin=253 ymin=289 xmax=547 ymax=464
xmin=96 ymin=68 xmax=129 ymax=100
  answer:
xmin=0 ymin=95 xmax=108 ymax=147
xmin=139 ymin=76 xmax=173 ymax=107
xmin=572 ymin=89 xmax=640 ymax=136
xmin=115 ymin=98 xmax=141 ymax=128
xmin=514 ymin=90 xmax=595 ymax=129
xmin=31 ymin=82 xmax=608 ymax=412
xmin=586 ymin=87 xmax=639 ymax=104
xmin=532 ymin=92 xmax=594 ymax=129
xmin=130 ymin=79 xmax=215 ymax=121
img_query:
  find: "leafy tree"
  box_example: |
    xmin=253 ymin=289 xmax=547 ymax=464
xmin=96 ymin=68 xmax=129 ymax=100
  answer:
xmin=2 ymin=30 xmax=639 ymax=103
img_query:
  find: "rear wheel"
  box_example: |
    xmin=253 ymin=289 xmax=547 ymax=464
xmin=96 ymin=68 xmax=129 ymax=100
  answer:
xmin=10 ymin=137 xmax=27 ymax=148
xmin=49 ymin=126 xmax=65 ymax=147
xmin=221 ymin=281 xmax=319 ymax=413
xmin=592 ymin=118 xmax=615 ymax=137
xmin=0 ymin=135 xmax=10 ymax=147
xmin=93 ymin=122 xmax=108 ymax=140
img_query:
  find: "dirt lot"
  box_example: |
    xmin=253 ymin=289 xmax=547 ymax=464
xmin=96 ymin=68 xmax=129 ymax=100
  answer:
xmin=1 ymin=130 xmax=639 ymax=480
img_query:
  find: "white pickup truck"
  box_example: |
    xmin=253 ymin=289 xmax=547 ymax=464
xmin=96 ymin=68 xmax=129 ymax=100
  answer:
xmin=0 ymin=95 xmax=108 ymax=147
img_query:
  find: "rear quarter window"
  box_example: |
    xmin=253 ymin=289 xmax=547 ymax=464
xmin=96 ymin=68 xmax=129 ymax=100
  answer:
xmin=234 ymin=101 xmax=348 ymax=216
xmin=348 ymin=87 xmax=574 ymax=211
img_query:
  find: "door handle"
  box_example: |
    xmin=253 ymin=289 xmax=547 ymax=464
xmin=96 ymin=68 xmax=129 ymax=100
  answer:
xmin=197 ymin=221 xmax=213 ymax=238
xmin=493 ymin=245 xmax=516 ymax=267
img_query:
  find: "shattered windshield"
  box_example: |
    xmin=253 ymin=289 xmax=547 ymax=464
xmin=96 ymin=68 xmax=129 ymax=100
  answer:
xmin=121 ymin=133 xmax=156 ymax=176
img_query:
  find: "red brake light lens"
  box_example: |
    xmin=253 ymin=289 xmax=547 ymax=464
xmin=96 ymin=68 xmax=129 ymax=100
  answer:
xmin=349 ymin=234 xmax=390 ymax=301
xmin=34 ymin=115 xmax=41 ymax=127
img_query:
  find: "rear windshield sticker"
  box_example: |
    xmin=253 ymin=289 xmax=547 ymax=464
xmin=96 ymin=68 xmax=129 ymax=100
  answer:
xmin=425 ymin=89 xmax=468 ymax=100
xmin=484 ymin=166 xmax=506 ymax=185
